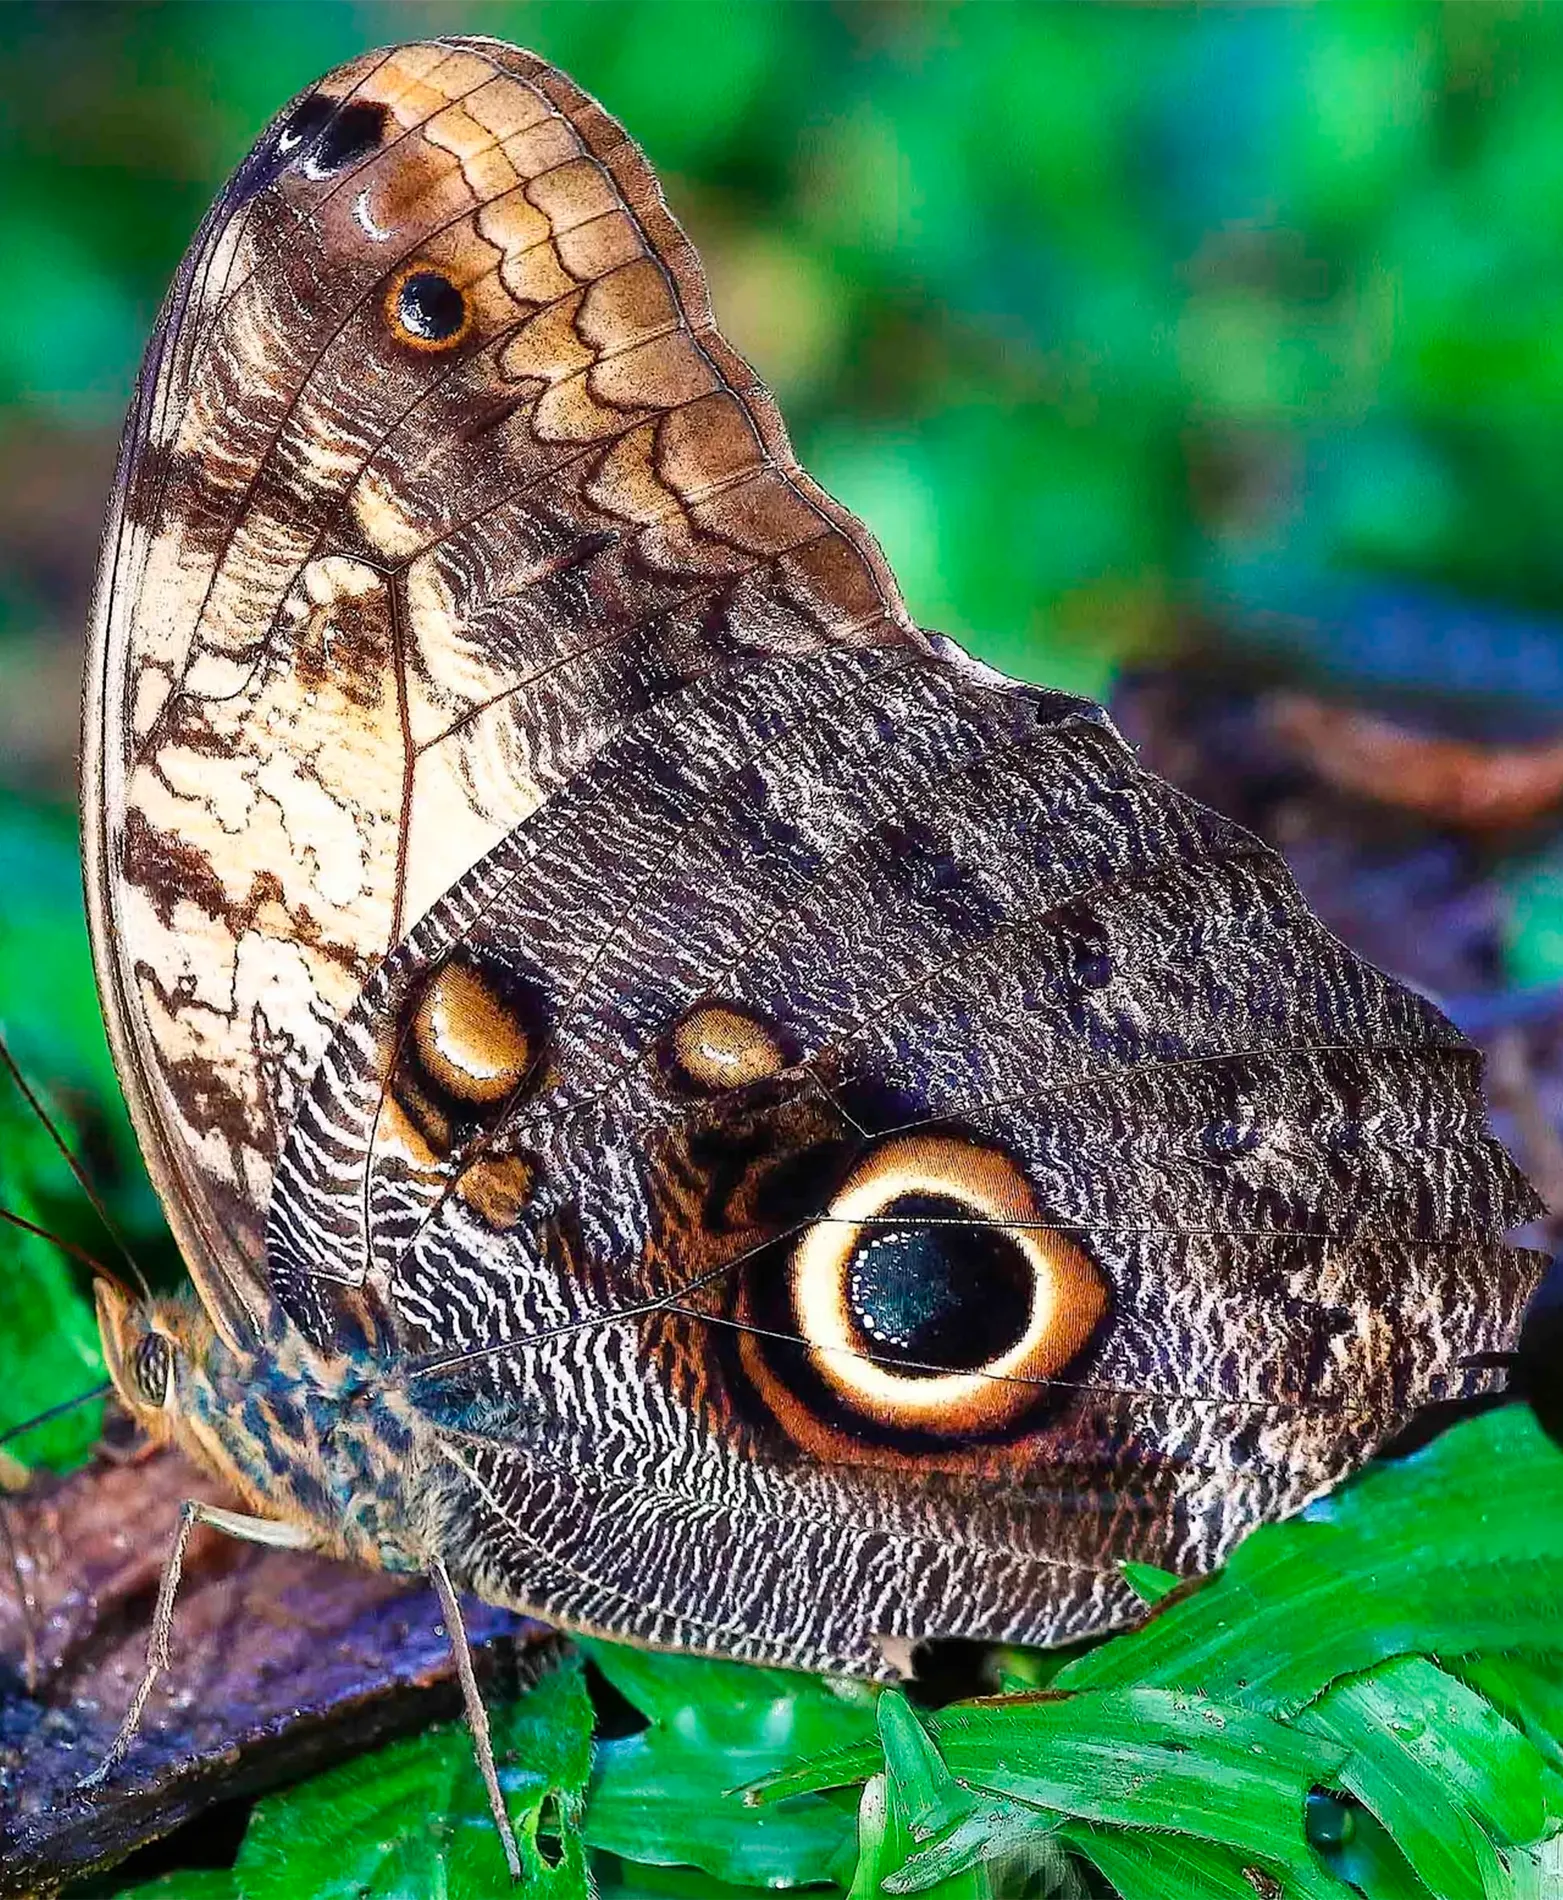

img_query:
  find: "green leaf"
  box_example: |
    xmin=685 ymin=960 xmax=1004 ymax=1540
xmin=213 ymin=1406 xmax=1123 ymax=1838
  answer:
xmin=1068 ymin=1827 xmax=1345 ymax=1900
xmin=1513 ymin=1838 xmax=1563 ymax=1900
xmin=1456 ymin=1653 xmax=1563 ymax=1779
xmin=752 ymin=1686 xmax=1345 ymax=1878
xmin=1119 ymin=1561 xmax=1183 ymax=1607
xmin=885 ymin=1799 xmax=1063 ymax=1896
xmin=1055 ymin=1408 xmax=1563 ymax=1715
xmin=116 ymin=1876 xmax=240 ymax=1900
xmin=876 ymin=1692 xmax=975 ymax=1841
xmin=1304 ymin=1658 xmax=1553 ymax=1900
xmin=869 ymin=1693 xmax=1070 ymax=1896
xmin=235 ymin=1652 xmax=594 ymax=1899
xmin=846 ymin=1773 xmax=989 ymax=1900
xmin=590 ymin=1854 xmax=776 ymax=1900
xmin=1316 ymin=1658 xmax=1555 ymax=1847
xmin=583 ymin=1640 xmax=874 ymax=1887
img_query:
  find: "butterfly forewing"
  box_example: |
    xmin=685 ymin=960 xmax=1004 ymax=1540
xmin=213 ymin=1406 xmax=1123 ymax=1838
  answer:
xmin=83 ymin=35 xmax=917 ymax=1345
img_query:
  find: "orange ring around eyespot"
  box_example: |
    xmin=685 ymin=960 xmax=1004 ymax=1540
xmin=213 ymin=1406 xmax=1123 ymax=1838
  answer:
xmin=782 ymin=1134 xmax=1105 ymax=1440
xmin=383 ymin=261 xmax=474 ymax=352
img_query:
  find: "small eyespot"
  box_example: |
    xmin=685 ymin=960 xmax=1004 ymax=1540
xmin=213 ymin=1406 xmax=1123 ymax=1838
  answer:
xmin=409 ymin=959 xmax=534 ymax=1107
xmin=386 ymin=267 xmax=472 ymax=350
xmin=456 ymin=1149 xmax=541 ymax=1232
xmin=130 ymin=1331 xmax=173 ymax=1407
xmin=663 ymin=1002 xmax=792 ymax=1094
xmin=381 ymin=954 xmax=550 ymax=1170
xmin=300 ymin=99 xmax=389 ymax=179
xmin=238 ymin=92 xmax=389 ymax=205
xmin=274 ymin=93 xmax=335 ymax=159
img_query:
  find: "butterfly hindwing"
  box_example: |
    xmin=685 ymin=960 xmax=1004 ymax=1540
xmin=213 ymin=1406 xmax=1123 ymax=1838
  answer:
xmin=264 ymin=644 xmax=1540 ymax=1669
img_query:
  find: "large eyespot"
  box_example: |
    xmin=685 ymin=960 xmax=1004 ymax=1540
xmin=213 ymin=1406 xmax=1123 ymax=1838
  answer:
xmin=130 ymin=1331 xmax=173 ymax=1408
xmin=385 ymin=265 xmax=473 ymax=351
xmin=746 ymin=1134 xmax=1105 ymax=1447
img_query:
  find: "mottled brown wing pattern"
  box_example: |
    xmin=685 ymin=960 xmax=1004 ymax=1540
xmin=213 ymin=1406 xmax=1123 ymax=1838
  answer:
xmin=83 ymin=36 xmax=920 ymax=1346
xmin=264 ymin=644 xmax=1540 ymax=1669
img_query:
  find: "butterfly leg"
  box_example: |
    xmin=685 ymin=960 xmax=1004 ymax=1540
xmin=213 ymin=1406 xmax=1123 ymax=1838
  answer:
xmin=78 ymin=1497 xmax=314 ymax=1790
xmin=430 ymin=1554 xmax=523 ymax=1882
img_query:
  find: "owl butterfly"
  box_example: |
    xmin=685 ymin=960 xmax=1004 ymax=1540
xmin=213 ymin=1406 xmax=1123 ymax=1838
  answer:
xmin=79 ymin=31 xmax=1542 ymax=1874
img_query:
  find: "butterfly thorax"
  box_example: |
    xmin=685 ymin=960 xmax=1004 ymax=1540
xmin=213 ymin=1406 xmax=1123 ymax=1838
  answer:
xmin=96 ymin=1285 xmax=430 ymax=1574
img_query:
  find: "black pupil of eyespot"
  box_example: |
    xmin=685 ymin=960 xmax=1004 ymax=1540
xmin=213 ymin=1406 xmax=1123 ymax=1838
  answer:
xmin=277 ymin=93 xmax=334 ymax=154
xmin=277 ymin=95 xmax=387 ymax=175
xmin=304 ymin=100 xmax=387 ymax=175
xmin=845 ymin=1192 xmax=1033 ymax=1375
xmin=396 ymin=272 xmax=467 ymax=342
xmin=132 ymin=1331 xmax=172 ymax=1404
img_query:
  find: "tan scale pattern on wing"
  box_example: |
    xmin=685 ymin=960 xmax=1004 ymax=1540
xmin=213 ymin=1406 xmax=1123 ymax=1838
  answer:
xmin=84 ymin=37 xmax=921 ymax=1342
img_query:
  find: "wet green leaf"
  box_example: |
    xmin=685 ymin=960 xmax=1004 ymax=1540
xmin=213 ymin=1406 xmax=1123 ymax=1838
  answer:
xmin=1304 ymin=1658 xmax=1552 ymax=1900
xmin=1056 ymin=1407 xmax=1563 ymax=1714
xmin=116 ymin=1877 xmax=240 ymax=1900
xmin=1456 ymin=1653 xmax=1563 ymax=1778
xmin=1069 ymin=1828 xmax=1345 ymax=1900
xmin=753 ymin=1685 xmax=1345 ymax=1877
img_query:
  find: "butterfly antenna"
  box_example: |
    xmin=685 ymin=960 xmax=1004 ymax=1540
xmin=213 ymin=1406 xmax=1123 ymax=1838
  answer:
xmin=0 ymin=1204 xmax=131 ymax=1287
xmin=0 ymin=1027 xmax=151 ymax=1299
xmin=0 ymin=1381 xmax=113 ymax=1450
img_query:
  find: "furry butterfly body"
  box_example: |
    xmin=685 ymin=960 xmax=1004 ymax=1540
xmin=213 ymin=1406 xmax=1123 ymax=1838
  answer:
xmin=82 ymin=31 xmax=1542 ymax=1715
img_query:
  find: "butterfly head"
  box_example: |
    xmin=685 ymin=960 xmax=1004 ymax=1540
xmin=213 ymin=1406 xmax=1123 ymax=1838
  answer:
xmin=94 ymin=1279 xmax=428 ymax=1570
xmin=94 ymin=1282 xmax=220 ymax=1450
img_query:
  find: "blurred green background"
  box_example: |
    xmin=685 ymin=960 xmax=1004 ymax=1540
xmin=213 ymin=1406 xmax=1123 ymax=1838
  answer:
xmin=13 ymin=0 xmax=1563 ymax=778
xmin=8 ymin=0 xmax=1563 ymax=1458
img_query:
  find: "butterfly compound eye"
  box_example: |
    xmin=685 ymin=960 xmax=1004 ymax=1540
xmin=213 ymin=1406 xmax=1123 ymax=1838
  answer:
xmin=130 ymin=1330 xmax=174 ymax=1408
xmin=386 ymin=266 xmax=473 ymax=351
xmin=787 ymin=1135 xmax=1105 ymax=1437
